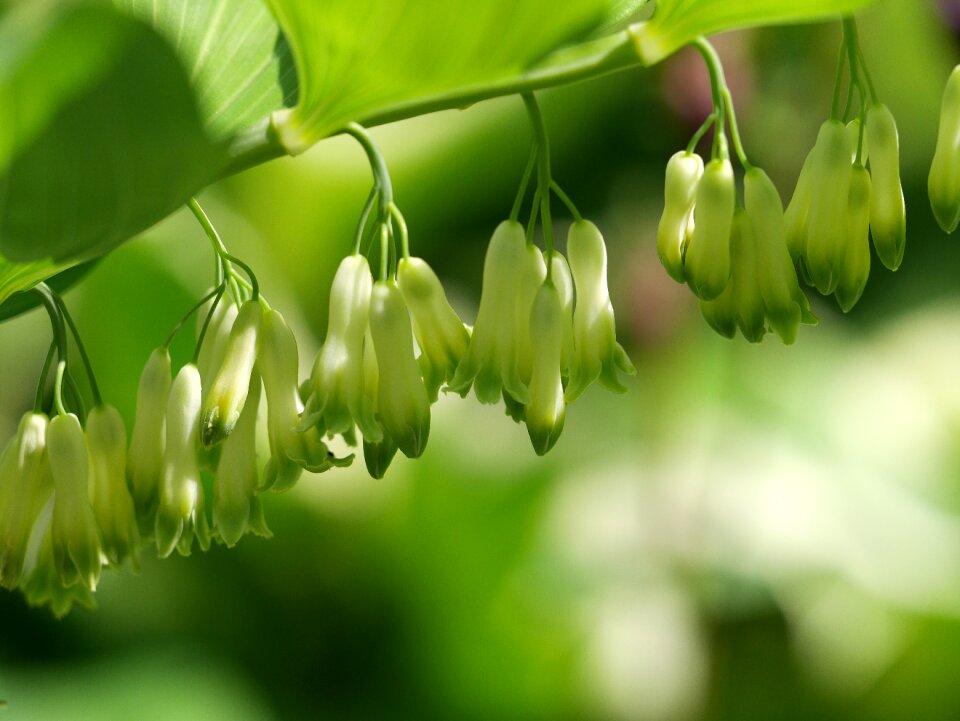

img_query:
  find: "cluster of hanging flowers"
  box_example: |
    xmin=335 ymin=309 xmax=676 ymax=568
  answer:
xmin=0 ymin=106 xmax=637 ymax=615
xmin=657 ymin=27 xmax=906 ymax=340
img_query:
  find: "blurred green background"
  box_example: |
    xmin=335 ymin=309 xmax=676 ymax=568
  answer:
xmin=4 ymin=1 xmax=960 ymax=719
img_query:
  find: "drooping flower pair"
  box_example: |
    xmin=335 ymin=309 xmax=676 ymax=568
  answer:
xmin=449 ymin=219 xmax=635 ymax=455
xmin=301 ymin=253 xmax=453 ymax=478
xmin=657 ymin=151 xmax=815 ymax=343
xmin=786 ymin=106 xmax=905 ymax=310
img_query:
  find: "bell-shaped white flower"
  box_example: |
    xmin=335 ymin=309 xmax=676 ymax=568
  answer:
xmin=20 ymin=501 xmax=95 ymax=617
xmin=156 ymin=364 xmax=210 ymax=558
xmin=260 ymin=309 xmax=351 ymax=492
xmin=86 ymin=404 xmax=139 ymax=569
xmin=48 ymin=413 xmax=102 ymax=592
xmin=302 ymin=254 xmax=381 ymax=443
xmin=201 ymin=300 xmax=263 ymax=448
xmin=359 ymin=328 xmax=398 ymax=479
xmin=397 ymin=257 xmax=470 ymax=402
xmin=565 ymin=220 xmax=636 ymax=402
xmin=127 ymin=347 xmax=171 ymax=523
xmin=369 ymin=281 xmax=431 ymax=459
xmin=214 ymin=372 xmax=269 ymax=547
xmin=0 ymin=412 xmax=53 ymax=589
xmin=449 ymin=220 xmax=545 ymax=405
xmin=525 ymin=281 xmax=566 ymax=455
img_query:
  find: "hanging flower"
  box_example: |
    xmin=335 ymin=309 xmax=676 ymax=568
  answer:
xmin=201 ymin=300 xmax=263 ymax=448
xmin=127 ymin=347 xmax=171 ymax=525
xmin=0 ymin=413 xmax=53 ymax=589
xmin=564 ymin=220 xmax=636 ymax=401
xmin=48 ymin=413 xmax=102 ymax=592
xmin=525 ymin=281 xmax=566 ymax=455
xmin=449 ymin=220 xmax=546 ymax=406
xmin=397 ymin=256 xmax=470 ymax=402
xmin=259 ymin=308 xmax=351 ymax=492
xmin=301 ymin=254 xmax=382 ymax=443
xmin=156 ymin=364 xmax=210 ymax=558
xmin=369 ymin=281 xmax=431 ymax=459
xmin=86 ymin=404 xmax=139 ymax=569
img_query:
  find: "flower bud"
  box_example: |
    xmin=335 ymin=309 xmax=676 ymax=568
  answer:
xmin=397 ymin=257 xmax=470 ymax=402
xmin=301 ymin=254 xmax=381 ymax=442
xmin=201 ymin=300 xmax=263 ymax=448
xmin=836 ymin=165 xmax=873 ymax=312
xmin=86 ymin=404 xmax=139 ymax=569
xmin=866 ymin=103 xmax=906 ymax=271
xmin=450 ymin=221 xmax=545 ymax=405
xmin=127 ymin=347 xmax=171 ymax=523
xmin=48 ymin=413 xmax=102 ymax=591
xmin=369 ymin=282 xmax=431 ymax=459
xmin=214 ymin=372 xmax=268 ymax=547
xmin=929 ymin=66 xmax=960 ymax=233
xmin=685 ymin=157 xmax=734 ymax=300
xmin=0 ymin=413 xmax=53 ymax=588
xmin=526 ymin=282 xmax=566 ymax=455
xmin=805 ymin=119 xmax=856 ymax=295
xmin=156 ymin=364 xmax=210 ymax=558
xmin=657 ymin=151 xmax=704 ymax=282
xmin=565 ymin=220 xmax=637 ymax=402
xmin=745 ymin=167 xmax=815 ymax=345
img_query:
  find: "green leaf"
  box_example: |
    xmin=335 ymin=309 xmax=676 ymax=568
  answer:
xmin=0 ymin=4 xmax=223 ymax=302
xmin=265 ymin=0 xmax=624 ymax=153
xmin=113 ymin=0 xmax=297 ymax=139
xmin=632 ymin=0 xmax=879 ymax=65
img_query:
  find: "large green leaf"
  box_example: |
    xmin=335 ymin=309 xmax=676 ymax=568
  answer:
xmin=113 ymin=0 xmax=297 ymax=139
xmin=265 ymin=0 xmax=627 ymax=153
xmin=0 ymin=3 xmax=223 ymax=305
xmin=632 ymin=0 xmax=880 ymax=64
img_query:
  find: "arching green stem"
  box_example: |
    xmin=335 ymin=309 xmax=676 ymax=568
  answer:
xmin=523 ymin=93 xmax=554 ymax=280
xmin=551 ymin=181 xmax=583 ymax=222
xmin=193 ymin=284 xmax=226 ymax=364
xmin=188 ymin=198 xmax=260 ymax=301
xmin=511 ymin=146 xmax=538 ymax=223
xmin=52 ymin=292 xmax=102 ymax=406
xmin=34 ymin=341 xmax=56 ymax=414
xmin=344 ymin=122 xmax=393 ymax=218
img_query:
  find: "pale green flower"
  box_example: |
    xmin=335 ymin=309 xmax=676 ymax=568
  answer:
xmin=302 ymin=254 xmax=381 ymax=442
xmin=449 ymin=220 xmax=545 ymax=405
xmin=127 ymin=347 xmax=171 ymax=523
xmin=685 ymin=158 xmax=735 ymax=300
xmin=525 ymin=281 xmax=566 ymax=455
xmin=48 ymin=413 xmax=102 ymax=592
xmin=360 ymin=328 xmax=397 ymax=479
xmin=370 ymin=281 xmax=430 ymax=459
xmin=565 ymin=220 xmax=636 ymax=402
xmin=214 ymin=372 xmax=269 ymax=547
xmin=657 ymin=151 xmax=704 ymax=282
xmin=260 ymin=309 xmax=351 ymax=492
xmin=201 ymin=300 xmax=263 ymax=448
xmin=20 ymin=502 xmax=95 ymax=617
xmin=86 ymin=404 xmax=139 ymax=569
xmin=156 ymin=364 xmax=210 ymax=558
xmin=397 ymin=256 xmax=470 ymax=402
xmin=0 ymin=413 xmax=53 ymax=589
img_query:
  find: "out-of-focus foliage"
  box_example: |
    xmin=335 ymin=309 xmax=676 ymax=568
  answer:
xmin=3 ymin=1 xmax=960 ymax=720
